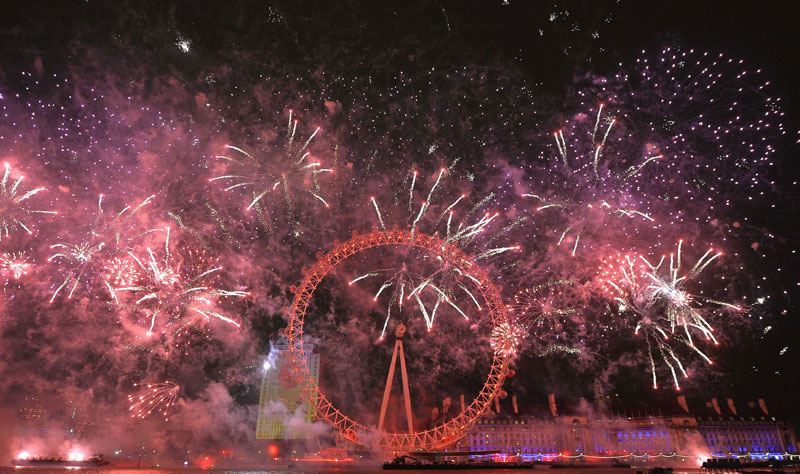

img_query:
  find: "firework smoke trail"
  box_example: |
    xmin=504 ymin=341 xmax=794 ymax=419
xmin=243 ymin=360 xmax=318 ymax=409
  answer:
xmin=0 ymin=163 xmax=57 ymax=240
xmin=598 ymin=241 xmax=740 ymax=390
xmin=128 ymin=381 xmax=180 ymax=421
xmin=539 ymin=344 xmax=583 ymax=357
xmin=524 ymin=105 xmax=662 ymax=257
xmin=114 ymin=228 xmax=249 ymax=335
xmin=356 ymin=167 xmax=520 ymax=340
xmin=1 ymin=251 xmax=32 ymax=279
xmin=210 ymin=110 xmax=332 ymax=233
xmin=48 ymin=195 xmax=156 ymax=302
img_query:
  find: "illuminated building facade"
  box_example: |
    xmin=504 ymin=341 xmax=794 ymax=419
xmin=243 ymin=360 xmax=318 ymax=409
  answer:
xmin=453 ymin=394 xmax=798 ymax=463
xmin=255 ymin=344 xmax=320 ymax=440
xmin=695 ymin=398 xmax=798 ymax=459
xmin=463 ymin=417 xmax=698 ymax=457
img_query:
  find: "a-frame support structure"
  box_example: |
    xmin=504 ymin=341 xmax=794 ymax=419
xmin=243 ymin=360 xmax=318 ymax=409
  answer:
xmin=378 ymin=323 xmax=414 ymax=434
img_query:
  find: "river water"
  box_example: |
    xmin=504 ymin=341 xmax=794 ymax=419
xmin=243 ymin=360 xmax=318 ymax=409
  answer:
xmin=0 ymin=468 xmax=707 ymax=474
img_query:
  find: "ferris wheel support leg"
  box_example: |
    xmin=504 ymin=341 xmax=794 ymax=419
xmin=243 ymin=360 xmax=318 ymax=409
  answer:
xmin=398 ymin=341 xmax=414 ymax=434
xmin=378 ymin=340 xmax=400 ymax=431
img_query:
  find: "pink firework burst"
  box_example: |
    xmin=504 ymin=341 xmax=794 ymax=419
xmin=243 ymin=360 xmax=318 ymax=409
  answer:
xmin=114 ymin=228 xmax=248 ymax=335
xmin=1 ymin=251 xmax=32 ymax=279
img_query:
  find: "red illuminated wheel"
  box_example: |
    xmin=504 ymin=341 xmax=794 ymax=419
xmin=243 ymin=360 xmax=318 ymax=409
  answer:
xmin=286 ymin=229 xmax=511 ymax=452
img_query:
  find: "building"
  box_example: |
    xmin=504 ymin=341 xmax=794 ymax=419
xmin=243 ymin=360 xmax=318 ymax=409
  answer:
xmin=18 ymin=396 xmax=43 ymax=421
xmin=255 ymin=344 xmax=320 ymax=440
xmin=451 ymin=393 xmax=798 ymax=464
xmin=695 ymin=398 xmax=798 ymax=459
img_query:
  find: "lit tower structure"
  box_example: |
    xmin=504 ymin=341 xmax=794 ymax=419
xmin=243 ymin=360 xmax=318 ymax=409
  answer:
xmin=255 ymin=344 xmax=320 ymax=440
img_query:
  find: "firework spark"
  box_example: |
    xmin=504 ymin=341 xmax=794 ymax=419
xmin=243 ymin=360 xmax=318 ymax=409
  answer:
xmin=128 ymin=381 xmax=179 ymax=421
xmin=490 ymin=320 xmax=525 ymax=357
xmin=352 ymin=168 xmax=520 ymax=340
xmin=0 ymin=163 xmax=57 ymax=240
xmin=114 ymin=228 xmax=249 ymax=335
xmin=509 ymin=280 xmax=576 ymax=332
xmin=524 ymin=105 xmax=662 ymax=256
xmin=582 ymin=45 xmax=785 ymax=213
xmin=48 ymin=195 xmax=156 ymax=302
xmin=210 ymin=110 xmax=331 ymax=229
xmin=598 ymin=241 xmax=740 ymax=390
xmin=1 ymin=251 xmax=32 ymax=279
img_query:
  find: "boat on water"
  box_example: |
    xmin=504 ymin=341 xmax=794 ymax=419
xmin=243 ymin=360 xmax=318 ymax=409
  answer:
xmin=10 ymin=454 xmax=110 ymax=468
xmin=550 ymin=462 xmax=632 ymax=468
xmin=384 ymin=454 xmax=538 ymax=470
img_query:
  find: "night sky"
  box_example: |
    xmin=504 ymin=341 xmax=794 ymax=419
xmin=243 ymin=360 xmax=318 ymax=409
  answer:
xmin=1 ymin=0 xmax=799 ymax=459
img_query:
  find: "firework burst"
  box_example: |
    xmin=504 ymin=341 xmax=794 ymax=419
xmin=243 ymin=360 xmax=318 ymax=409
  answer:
xmin=598 ymin=240 xmax=741 ymax=390
xmin=210 ymin=110 xmax=331 ymax=231
xmin=490 ymin=320 xmax=525 ymax=357
xmin=0 ymin=163 xmax=56 ymax=240
xmin=103 ymin=256 xmax=141 ymax=288
xmin=114 ymin=228 xmax=248 ymax=335
xmin=350 ymin=167 xmax=520 ymax=340
xmin=644 ymin=241 xmax=742 ymax=336
xmin=597 ymin=252 xmax=651 ymax=301
xmin=48 ymin=195 xmax=157 ymax=302
xmin=578 ymin=45 xmax=786 ymax=217
xmin=1 ymin=251 xmax=32 ymax=279
xmin=525 ymin=105 xmax=662 ymax=256
xmin=128 ymin=381 xmax=180 ymax=421
xmin=509 ymin=280 xmax=576 ymax=332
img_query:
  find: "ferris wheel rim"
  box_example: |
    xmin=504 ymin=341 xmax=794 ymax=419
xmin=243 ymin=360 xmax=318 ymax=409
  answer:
xmin=286 ymin=229 xmax=510 ymax=451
